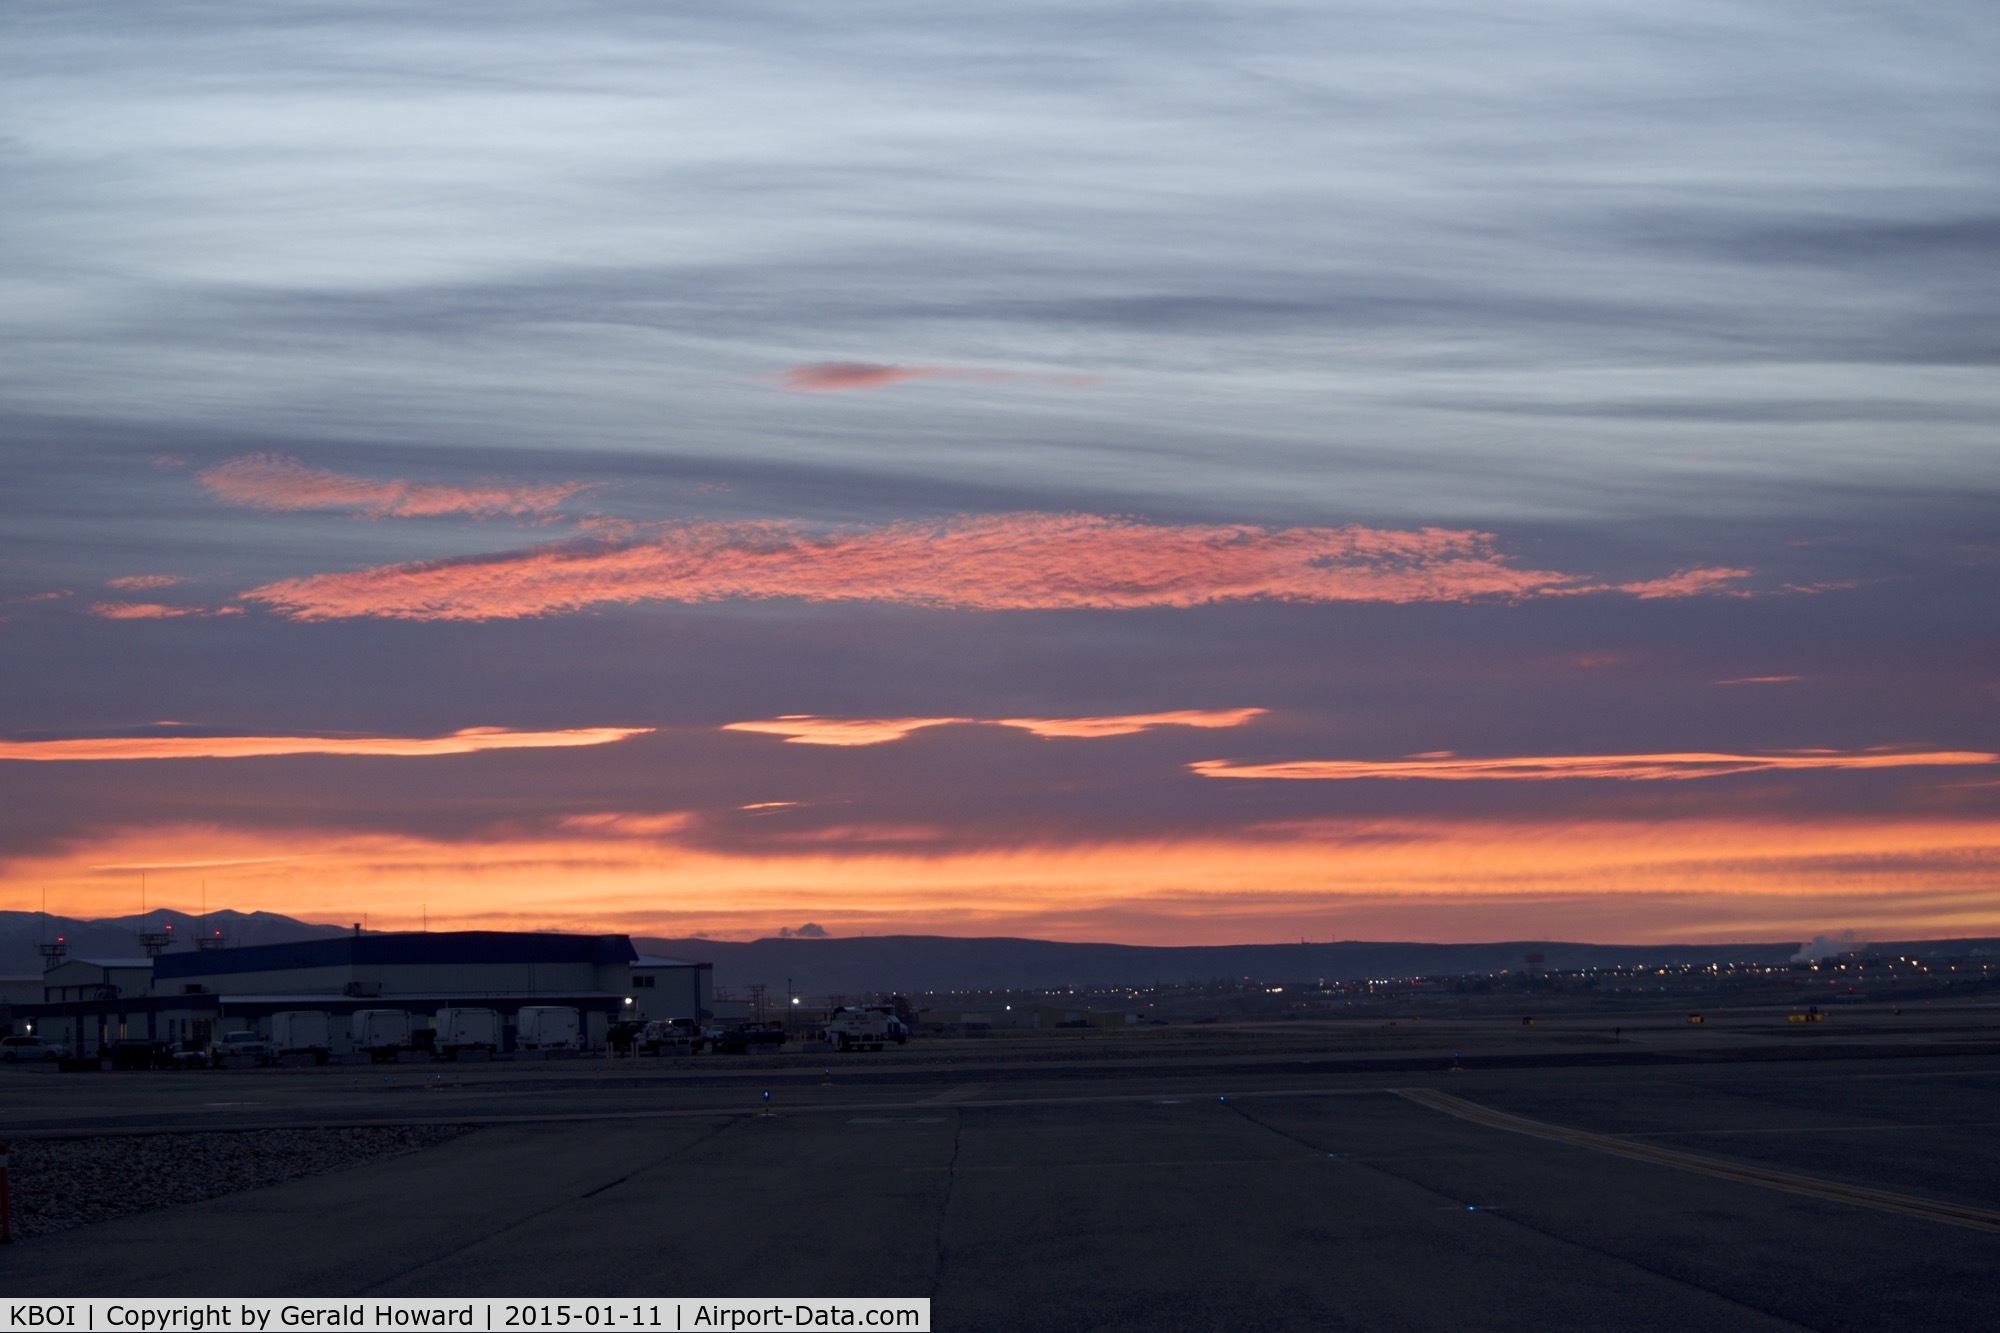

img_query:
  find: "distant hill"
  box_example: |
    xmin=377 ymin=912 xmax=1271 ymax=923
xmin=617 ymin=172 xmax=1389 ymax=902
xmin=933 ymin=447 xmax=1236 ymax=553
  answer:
xmin=633 ymin=934 xmax=1999 ymax=995
xmin=0 ymin=909 xmax=351 ymax=976
xmin=637 ymin=934 xmax=2000 ymax=994
xmin=8 ymin=912 xmax=1989 ymax=995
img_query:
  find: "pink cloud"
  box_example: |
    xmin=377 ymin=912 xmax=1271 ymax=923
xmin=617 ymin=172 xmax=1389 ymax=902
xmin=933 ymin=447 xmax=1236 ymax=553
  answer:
xmin=1611 ymin=567 xmax=1753 ymax=599
xmin=777 ymin=363 xmax=1099 ymax=393
xmin=555 ymin=812 xmax=696 ymax=836
xmin=90 ymin=602 xmax=196 ymax=620
xmin=89 ymin=602 xmax=240 ymax=620
xmin=236 ymin=514 xmax=1736 ymax=621
xmin=0 ymin=726 xmax=652 ymax=762
xmin=781 ymin=363 xmax=957 ymax=393
xmin=1189 ymin=748 xmax=1999 ymax=782
xmin=200 ymin=454 xmax=589 ymax=519
xmin=106 ymin=574 xmax=187 ymax=591
xmin=723 ymin=708 xmax=1265 ymax=747
xmin=766 ymin=823 xmax=947 ymax=844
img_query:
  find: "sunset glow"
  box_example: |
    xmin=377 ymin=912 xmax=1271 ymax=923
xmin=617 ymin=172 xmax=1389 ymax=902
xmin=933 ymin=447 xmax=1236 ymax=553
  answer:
xmin=725 ymin=708 xmax=1265 ymax=746
xmin=5 ymin=3 xmax=1995 ymax=953
xmin=1190 ymin=749 xmax=2000 ymax=782
xmin=15 ymin=815 xmax=1997 ymax=944
xmin=0 ymin=727 xmax=653 ymax=762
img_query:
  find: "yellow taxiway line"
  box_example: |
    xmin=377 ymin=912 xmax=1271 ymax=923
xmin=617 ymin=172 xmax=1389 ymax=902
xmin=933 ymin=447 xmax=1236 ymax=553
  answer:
xmin=1396 ymin=1086 xmax=2000 ymax=1233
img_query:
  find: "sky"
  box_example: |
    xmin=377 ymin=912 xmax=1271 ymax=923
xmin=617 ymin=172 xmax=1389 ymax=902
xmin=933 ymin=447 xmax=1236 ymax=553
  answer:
xmin=2 ymin=1 xmax=1996 ymax=946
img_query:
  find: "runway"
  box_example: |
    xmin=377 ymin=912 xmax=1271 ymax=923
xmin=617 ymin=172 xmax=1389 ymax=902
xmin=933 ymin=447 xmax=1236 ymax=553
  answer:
xmin=4 ymin=1013 xmax=1996 ymax=1331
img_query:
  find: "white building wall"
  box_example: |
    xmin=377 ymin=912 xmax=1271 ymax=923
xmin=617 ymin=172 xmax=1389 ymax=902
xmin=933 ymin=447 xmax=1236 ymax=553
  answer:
xmin=629 ymin=962 xmax=710 ymax=1022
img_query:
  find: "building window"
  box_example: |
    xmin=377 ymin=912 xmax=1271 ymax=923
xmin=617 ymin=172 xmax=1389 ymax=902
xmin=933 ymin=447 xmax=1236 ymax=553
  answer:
xmin=633 ymin=975 xmax=655 ymax=988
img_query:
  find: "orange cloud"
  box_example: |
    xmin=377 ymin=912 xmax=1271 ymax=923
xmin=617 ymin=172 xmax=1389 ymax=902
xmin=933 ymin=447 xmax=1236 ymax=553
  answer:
xmin=1719 ymin=675 xmax=1803 ymax=685
xmin=998 ymin=708 xmax=1266 ymax=739
xmin=724 ymin=708 xmax=1266 ymax=746
xmin=1189 ymin=748 xmax=1998 ymax=782
xmin=105 ymin=575 xmax=187 ymax=591
xmin=724 ymin=716 xmax=970 ymax=746
xmin=200 ymin=454 xmax=588 ymax=519
xmin=237 ymin=514 xmax=1727 ymax=621
xmin=0 ymin=726 xmax=652 ymax=762
xmin=14 ymin=816 xmax=2000 ymax=945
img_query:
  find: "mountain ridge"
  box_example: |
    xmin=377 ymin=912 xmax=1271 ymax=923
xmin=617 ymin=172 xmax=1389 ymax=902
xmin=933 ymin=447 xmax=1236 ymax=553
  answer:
xmin=633 ymin=932 xmax=2000 ymax=994
xmin=7 ymin=911 xmax=1991 ymax=993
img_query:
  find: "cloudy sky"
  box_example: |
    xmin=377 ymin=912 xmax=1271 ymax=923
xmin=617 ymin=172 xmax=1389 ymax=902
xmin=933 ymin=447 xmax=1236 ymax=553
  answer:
xmin=3 ymin=1 xmax=1996 ymax=944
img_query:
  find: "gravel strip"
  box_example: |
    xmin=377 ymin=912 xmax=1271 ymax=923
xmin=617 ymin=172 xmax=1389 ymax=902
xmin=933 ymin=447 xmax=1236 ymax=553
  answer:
xmin=5 ymin=1125 xmax=473 ymax=1239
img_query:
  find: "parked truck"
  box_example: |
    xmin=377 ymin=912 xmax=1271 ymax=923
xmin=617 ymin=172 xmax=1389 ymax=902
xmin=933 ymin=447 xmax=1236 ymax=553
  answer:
xmin=515 ymin=1005 xmax=581 ymax=1051
xmin=350 ymin=1009 xmax=411 ymax=1062
xmin=823 ymin=1005 xmax=909 ymax=1052
xmin=433 ymin=1007 xmax=500 ymax=1059
xmin=270 ymin=1010 xmax=331 ymax=1063
xmin=211 ymin=1029 xmax=275 ymax=1066
xmin=639 ymin=1017 xmax=698 ymax=1055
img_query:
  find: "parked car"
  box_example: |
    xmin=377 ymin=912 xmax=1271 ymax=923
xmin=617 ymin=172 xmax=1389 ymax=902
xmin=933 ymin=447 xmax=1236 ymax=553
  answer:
xmin=0 ymin=1034 xmax=69 ymax=1062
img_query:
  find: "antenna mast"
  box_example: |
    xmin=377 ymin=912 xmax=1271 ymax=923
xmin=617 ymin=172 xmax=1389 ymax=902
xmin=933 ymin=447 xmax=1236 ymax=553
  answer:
xmin=136 ymin=869 xmax=172 ymax=957
xmin=198 ymin=877 xmax=227 ymax=950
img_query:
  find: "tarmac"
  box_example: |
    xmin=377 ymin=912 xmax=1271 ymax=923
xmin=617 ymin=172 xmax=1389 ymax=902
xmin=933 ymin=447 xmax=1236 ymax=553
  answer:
xmin=3 ymin=1005 xmax=1997 ymax=1331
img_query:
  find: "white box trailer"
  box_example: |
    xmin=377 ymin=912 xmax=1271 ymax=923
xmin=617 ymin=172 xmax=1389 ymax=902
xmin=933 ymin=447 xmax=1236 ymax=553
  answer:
xmin=434 ymin=1007 xmax=500 ymax=1057
xmin=516 ymin=1005 xmax=580 ymax=1051
xmin=270 ymin=1010 xmax=331 ymax=1062
xmin=350 ymin=1008 xmax=411 ymax=1061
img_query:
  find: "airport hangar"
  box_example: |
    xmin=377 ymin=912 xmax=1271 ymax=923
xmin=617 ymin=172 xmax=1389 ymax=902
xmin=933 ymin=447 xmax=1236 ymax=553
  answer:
xmin=19 ymin=931 xmax=712 ymax=1056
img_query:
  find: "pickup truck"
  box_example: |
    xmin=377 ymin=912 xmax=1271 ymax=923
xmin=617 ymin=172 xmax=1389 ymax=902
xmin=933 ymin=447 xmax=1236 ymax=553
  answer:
xmin=639 ymin=1018 xmax=700 ymax=1054
xmin=210 ymin=1030 xmax=274 ymax=1066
